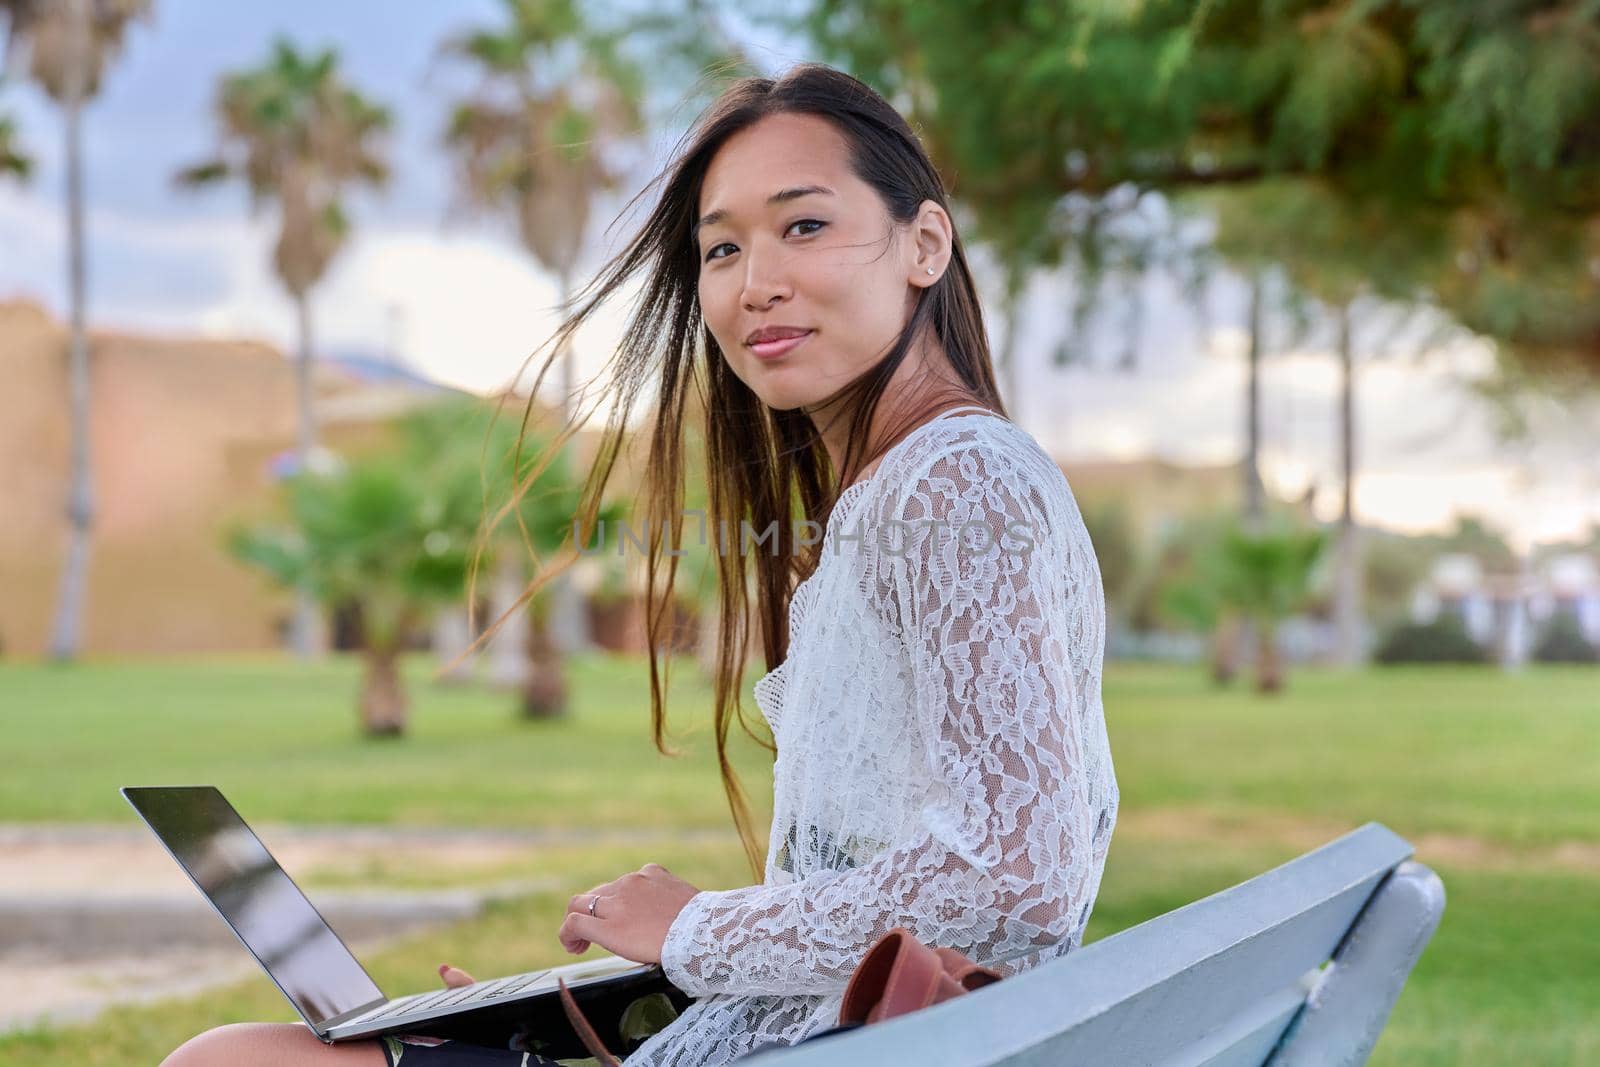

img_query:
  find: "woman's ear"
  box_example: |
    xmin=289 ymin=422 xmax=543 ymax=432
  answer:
xmin=907 ymin=199 xmax=953 ymax=287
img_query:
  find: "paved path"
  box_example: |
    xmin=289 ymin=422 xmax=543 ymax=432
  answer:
xmin=0 ymin=823 xmax=734 ymax=1034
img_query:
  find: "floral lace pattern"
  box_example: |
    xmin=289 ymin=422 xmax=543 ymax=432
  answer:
xmin=626 ymin=410 xmax=1119 ymax=1065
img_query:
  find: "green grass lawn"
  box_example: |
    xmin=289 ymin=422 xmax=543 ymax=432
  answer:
xmin=1107 ymin=663 xmax=1600 ymax=846
xmin=0 ymin=655 xmax=1595 ymax=1065
xmin=0 ymin=653 xmax=775 ymax=830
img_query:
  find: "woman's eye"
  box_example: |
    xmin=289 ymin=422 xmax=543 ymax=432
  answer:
xmin=703 ymin=220 xmax=827 ymax=263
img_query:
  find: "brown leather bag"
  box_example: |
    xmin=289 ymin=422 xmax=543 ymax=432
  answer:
xmin=838 ymin=927 xmax=1003 ymax=1026
xmin=557 ymin=930 xmax=1003 ymax=1063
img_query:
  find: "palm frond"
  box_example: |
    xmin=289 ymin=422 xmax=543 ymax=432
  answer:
xmin=0 ymin=112 xmax=28 ymax=180
xmin=3 ymin=0 xmax=151 ymax=102
xmin=171 ymin=158 xmax=229 ymax=187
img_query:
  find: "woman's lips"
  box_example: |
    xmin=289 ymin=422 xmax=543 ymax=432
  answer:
xmin=749 ymin=330 xmax=813 ymax=360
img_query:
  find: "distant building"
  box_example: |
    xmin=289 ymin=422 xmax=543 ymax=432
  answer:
xmin=1410 ymin=550 xmax=1600 ymax=664
xmin=1532 ymin=553 xmax=1600 ymax=645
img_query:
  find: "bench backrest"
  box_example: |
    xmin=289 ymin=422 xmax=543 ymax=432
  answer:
xmin=754 ymin=821 xmax=1444 ymax=1066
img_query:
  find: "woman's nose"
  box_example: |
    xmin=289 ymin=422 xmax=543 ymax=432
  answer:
xmin=740 ymin=249 xmax=792 ymax=311
xmin=744 ymin=288 xmax=784 ymax=311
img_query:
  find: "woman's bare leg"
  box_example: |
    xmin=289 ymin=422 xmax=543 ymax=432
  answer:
xmin=160 ymin=1022 xmax=388 ymax=1067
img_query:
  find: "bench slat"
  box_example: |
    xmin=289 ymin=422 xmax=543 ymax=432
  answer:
xmin=1169 ymin=979 xmax=1312 ymax=1067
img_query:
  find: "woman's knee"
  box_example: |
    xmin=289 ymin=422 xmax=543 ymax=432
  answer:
xmin=161 ymin=1021 xmax=385 ymax=1067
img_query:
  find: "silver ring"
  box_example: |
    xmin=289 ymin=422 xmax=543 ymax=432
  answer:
xmin=587 ymin=895 xmax=599 ymax=918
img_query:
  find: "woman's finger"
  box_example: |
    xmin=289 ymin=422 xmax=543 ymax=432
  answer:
xmin=559 ymin=911 xmax=602 ymax=955
xmin=438 ymin=964 xmax=476 ymax=988
xmin=567 ymin=880 xmax=618 ymax=917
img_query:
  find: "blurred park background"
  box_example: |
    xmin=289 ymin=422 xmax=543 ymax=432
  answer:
xmin=1 ymin=2 xmax=1597 ymax=1064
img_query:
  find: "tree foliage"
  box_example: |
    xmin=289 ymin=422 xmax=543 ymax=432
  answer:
xmin=1374 ymin=615 xmax=1489 ymax=665
xmin=798 ymin=1 xmax=1600 ymax=381
xmin=1157 ymin=511 xmax=1327 ymax=692
xmin=227 ymin=398 xmax=606 ymax=733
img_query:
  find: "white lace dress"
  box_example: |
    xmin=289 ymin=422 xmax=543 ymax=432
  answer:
xmin=627 ymin=407 xmax=1119 ymax=1065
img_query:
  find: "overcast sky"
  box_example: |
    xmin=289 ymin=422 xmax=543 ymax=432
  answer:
xmin=2 ymin=0 xmax=1596 ymax=552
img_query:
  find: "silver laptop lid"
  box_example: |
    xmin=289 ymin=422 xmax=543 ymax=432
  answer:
xmin=121 ymin=786 xmax=387 ymax=1034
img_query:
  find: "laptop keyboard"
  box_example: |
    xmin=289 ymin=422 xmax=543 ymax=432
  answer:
xmin=349 ymin=969 xmax=552 ymax=1024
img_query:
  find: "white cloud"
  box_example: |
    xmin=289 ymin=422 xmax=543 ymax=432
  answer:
xmin=319 ymin=229 xmax=588 ymax=396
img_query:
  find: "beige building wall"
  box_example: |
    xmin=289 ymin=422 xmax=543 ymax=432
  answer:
xmin=3 ymin=300 xmax=340 ymax=656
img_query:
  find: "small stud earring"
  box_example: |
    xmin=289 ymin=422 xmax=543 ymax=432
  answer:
xmin=926 ymin=267 xmax=935 ymax=275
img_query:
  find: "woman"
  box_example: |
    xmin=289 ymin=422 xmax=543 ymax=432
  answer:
xmin=162 ymin=62 xmax=1118 ymax=1067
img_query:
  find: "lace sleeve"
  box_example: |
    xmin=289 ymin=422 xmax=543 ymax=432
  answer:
xmin=659 ymin=440 xmax=1105 ymax=999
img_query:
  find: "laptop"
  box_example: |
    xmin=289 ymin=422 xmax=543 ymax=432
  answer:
xmin=121 ymin=785 xmax=668 ymax=1044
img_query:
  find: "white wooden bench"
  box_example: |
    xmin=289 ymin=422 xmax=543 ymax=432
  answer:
xmin=746 ymin=822 xmax=1444 ymax=1065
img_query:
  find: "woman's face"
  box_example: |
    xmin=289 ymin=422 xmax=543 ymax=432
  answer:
xmin=695 ymin=112 xmax=944 ymax=413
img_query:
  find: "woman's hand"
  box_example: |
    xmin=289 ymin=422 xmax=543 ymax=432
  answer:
xmin=559 ymin=862 xmax=700 ymax=964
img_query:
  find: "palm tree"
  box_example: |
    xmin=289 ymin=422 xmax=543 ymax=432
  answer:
xmin=1157 ymin=512 xmax=1327 ymax=693
xmin=2 ymin=0 xmax=151 ymax=661
xmin=231 ymin=457 xmax=446 ymax=736
xmin=479 ymin=402 xmax=628 ymax=719
xmin=229 ymin=407 xmax=480 ymax=736
xmin=1209 ymin=179 xmax=1455 ymax=669
xmin=442 ymin=0 xmax=644 ymax=418
xmin=1214 ymin=520 xmax=1328 ymax=694
xmin=176 ymin=38 xmax=391 ymax=660
xmin=441 ymin=0 xmax=647 ymax=662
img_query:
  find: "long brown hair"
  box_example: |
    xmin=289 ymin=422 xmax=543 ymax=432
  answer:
xmin=485 ymin=62 xmax=1006 ymax=876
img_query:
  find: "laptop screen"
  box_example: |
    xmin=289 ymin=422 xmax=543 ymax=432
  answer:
xmin=123 ymin=786 xmax=385 ymax=1029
